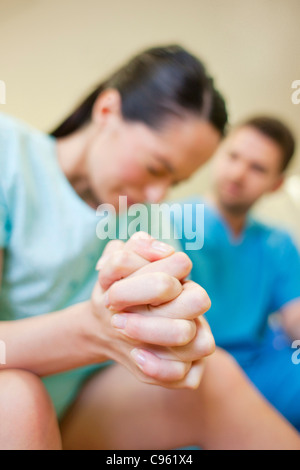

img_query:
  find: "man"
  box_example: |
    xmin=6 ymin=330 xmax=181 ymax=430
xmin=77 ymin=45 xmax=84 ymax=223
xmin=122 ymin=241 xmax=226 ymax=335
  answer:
xmin=175 ymin=116 xmax=300 ymax=430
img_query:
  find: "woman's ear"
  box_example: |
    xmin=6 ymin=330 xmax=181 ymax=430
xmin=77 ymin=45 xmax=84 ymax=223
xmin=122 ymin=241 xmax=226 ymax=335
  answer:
xmin=92 ymin=89 xmax=122 ymax=126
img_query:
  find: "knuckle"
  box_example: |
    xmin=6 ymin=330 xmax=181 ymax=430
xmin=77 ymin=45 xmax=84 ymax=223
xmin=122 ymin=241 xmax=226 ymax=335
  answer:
xmin=104 ymin=240 xmax=114 ymax=251
xmin=176 ymin=320 xmax=196 ymax=345
xmin=106 ymin=283 xmax=118 ymax=306
xmin=205 ymin=333 xmax=216 ymax=356
xmin=156 ymin=273 xmax=179 ymax=297
xmin=192 ymin=319 xmax=215 ymax=358
xmin=173 ymin=252 xmax=193 ymax=272
xmin=111 ymin=250 xmax=130 ymax=270
xmin=191 ymin=284 xmax=212 ymax=314
xmin=131 ymin=231 xmax=152 ymax=240
xmin=105 ymin=240 xmax=120 ymax=253
xmin=176 ymin=362 xmax=191 ymax=381
xmin=98 ymin=270 xmax=110 ymax=289
xmin=92 ymin=283 xmax=103 ymax=308
xmin=125 ymin=316 xmax=143 ymax=339
xmin=198 ymin=333 xmax=216 ymax=357
xmin=156 ymin=271 xmax=172 ymax=287
xmin=202 ymin=291 xmax=212 ymax=313
xmin=141 ymin=361 xmax=160 ymax=380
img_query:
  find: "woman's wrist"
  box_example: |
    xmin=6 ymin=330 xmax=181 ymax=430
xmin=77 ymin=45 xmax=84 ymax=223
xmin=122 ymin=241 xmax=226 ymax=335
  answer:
xmin=0 ymin=300 xmax=111 ymax=376
xmin=75 ymin=299 xmax=112 ymax=366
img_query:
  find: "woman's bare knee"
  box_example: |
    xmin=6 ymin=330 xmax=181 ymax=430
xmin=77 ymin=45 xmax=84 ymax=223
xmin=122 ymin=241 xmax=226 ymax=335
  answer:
xmin=0 ymin=369 xmax=62 ymax=450
xmin=203 ymin=348 xmax=245 ymax=390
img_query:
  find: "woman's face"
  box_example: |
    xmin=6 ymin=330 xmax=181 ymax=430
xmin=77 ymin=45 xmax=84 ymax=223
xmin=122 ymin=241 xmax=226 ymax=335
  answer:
xmin=86 ymin=93 xmax=221 ymax=210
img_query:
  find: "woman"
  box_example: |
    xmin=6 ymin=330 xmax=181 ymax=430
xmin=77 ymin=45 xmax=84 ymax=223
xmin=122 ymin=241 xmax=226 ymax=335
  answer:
xmin=0 ymin=45 xmax=298 ymax=450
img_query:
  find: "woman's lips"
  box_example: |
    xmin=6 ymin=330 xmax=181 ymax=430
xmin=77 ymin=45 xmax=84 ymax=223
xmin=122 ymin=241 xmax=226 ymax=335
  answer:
xmin=126 ymin=197 xmax=137 ymax=206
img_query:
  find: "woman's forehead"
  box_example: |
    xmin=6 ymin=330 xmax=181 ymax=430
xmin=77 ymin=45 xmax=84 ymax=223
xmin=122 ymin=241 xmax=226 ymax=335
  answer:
xmin=157 ymin=117 xmax=221 ymax=171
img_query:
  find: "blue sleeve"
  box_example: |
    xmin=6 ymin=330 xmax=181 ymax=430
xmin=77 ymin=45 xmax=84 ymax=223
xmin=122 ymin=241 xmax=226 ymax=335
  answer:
xmin=270 ymin=233 xmax=300 ymax=312
xmin=0 ymin=184 xmax=10 ymax=248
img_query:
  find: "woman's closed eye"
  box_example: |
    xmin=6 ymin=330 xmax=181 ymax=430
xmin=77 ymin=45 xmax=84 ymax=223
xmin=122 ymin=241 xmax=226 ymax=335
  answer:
xmin=146 ymin=166 xmax=168 ymax=178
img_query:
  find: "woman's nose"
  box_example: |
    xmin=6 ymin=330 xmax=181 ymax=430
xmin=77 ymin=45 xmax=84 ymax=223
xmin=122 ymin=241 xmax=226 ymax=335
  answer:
xmin=144 ymin=183 xmax=169 ymax=203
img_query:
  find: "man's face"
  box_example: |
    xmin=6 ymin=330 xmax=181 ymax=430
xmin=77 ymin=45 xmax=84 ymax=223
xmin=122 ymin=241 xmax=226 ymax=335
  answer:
xmin=212 ymin=126 xmax=284 ymax=214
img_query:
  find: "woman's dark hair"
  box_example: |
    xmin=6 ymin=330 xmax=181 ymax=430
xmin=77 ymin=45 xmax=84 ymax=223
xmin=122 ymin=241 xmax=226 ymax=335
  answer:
xmin=51 ymin=45 xmax=228 ymax=138
xmin=240 ymin=116 xmax=296 ymax=172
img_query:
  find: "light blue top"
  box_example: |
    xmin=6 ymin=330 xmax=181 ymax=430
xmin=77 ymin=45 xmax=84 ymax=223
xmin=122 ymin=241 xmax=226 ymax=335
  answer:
xmin=173 ymin=197 xmax=300 ymax=364
xmin=0 ymin=113 xmax=108 ymax=318
xmin=0 ymin=112 xmax=182 ymax=419
xmin=0 ymin=113 xmax=111 ymax=417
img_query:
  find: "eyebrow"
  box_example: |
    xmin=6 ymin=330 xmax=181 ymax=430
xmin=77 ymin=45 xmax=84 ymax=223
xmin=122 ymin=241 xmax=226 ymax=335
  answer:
xmin=230 ymin=151 xmax=269 ymax=171
xmin=155 ymin=156 xmax=176 ymax=174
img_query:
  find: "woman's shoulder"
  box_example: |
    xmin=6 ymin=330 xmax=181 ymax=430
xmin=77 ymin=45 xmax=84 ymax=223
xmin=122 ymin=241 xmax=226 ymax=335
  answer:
xmin=0 ymin=112 xmax=36 ymax=134
xmin=0 ymin=112 xmax=50 ymax=144
xmin=0 ymin=113 xmax=57 ymax=207
xmin=0 ymin=112 xmax=54 ymax=171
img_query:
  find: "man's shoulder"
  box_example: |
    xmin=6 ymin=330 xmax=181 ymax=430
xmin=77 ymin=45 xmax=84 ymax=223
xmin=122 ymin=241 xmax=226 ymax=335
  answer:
xmin=249 ymin=216 xmax=298 ymax=253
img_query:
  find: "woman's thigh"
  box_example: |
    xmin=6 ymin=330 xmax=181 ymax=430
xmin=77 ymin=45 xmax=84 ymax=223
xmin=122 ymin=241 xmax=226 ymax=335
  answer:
xmin=0 ymin=369 xmax=61 ymax=450
xmin=60 ymin=349 xmax=300 ymax=450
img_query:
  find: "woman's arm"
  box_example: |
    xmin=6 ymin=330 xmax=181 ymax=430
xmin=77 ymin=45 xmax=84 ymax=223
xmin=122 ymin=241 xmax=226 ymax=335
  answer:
xmin=0 ymin=295 xmax=107 ymax=376
xmin=0 ymin=245 xmax=181 ymax=377
xmin=0 ymin=245 xmax=122 ymax=375
xmin=0 ymin=237 xmax=213 ymax=385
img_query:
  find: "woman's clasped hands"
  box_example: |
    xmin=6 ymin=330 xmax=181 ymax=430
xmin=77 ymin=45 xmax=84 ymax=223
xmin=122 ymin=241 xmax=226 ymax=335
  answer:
xmin=91 ymin=232 xmax=215 ymax=389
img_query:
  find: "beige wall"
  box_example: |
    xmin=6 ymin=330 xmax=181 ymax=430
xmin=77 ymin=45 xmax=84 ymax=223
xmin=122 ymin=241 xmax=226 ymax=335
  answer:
xmin=1 ymin=0 xmax=300 ymax=242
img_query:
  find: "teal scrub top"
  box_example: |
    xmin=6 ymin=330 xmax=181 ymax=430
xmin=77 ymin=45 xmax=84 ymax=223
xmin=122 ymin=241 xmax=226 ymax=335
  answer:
xmin=173 ymin=197 xmax=300 ymax=363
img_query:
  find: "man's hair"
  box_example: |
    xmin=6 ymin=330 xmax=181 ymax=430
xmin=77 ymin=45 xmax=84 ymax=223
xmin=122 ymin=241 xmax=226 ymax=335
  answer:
xmin=240 ymin=116 xmax=296 ymax=172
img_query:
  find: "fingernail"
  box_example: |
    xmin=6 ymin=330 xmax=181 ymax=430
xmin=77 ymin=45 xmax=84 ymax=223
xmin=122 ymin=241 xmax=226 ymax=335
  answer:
xmin=96 ymin=254 xmax=109 ymax=271
xmin=111 ymin=314 xmax=127 ymax=329
xmin=151 ymin=241 xmax=174 ymax=254
xmin=130 ymin=349 xmax=146 ymax=369
xmin=185 ymin=362 xmax=205 ymax=390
